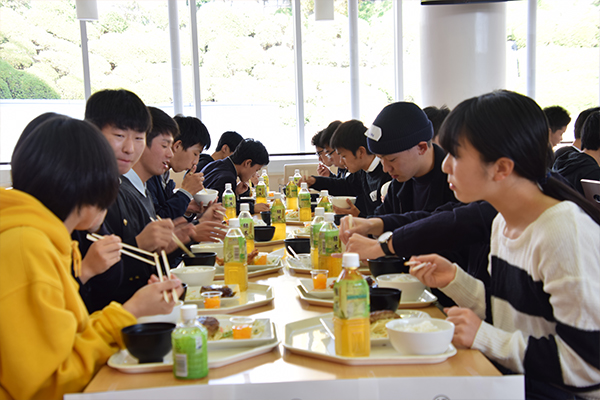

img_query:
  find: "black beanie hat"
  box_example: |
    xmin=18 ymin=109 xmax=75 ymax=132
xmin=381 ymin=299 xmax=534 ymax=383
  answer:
xmin=366 ymin=102 xmax=433 ymax=155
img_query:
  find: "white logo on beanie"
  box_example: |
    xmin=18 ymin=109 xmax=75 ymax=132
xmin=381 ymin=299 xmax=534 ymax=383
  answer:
xmin=366 ymin=125 xmax=382 ymax=141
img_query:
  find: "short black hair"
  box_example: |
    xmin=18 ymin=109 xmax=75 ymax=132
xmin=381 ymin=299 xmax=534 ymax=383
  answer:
xmin=14 ymin=112 xmax=63 ymax=154
xmin=173 ymin=115 xmax=211 ymax=151
xmin=216 ymin=131 xmax=243 ymax=152
xmin=543 ymin=106 xmax=571 ymax=132
xmin=311 ymin=130 xmax=322 ymax=147
xmin=230 ymin=138 xmax=269 ymax=166
xmin=11 ymin=117 xmax=119 ymax=221
xmin=423 ymin=105 xmax=451 ymax=138
xmin=581 ymin=111 xmax=600 ymax=151
xmin=85 ymin=89 xmax=151 ymax=134
xmin=319 ymin=120 xmax=342 ymax=148
xmin=147 ymin=107 xmax=178 ymax=146
xmin=330 ymin=120 xmax=371 ymax=156
xmin=574 ymin=107 xmax=600 ymax=140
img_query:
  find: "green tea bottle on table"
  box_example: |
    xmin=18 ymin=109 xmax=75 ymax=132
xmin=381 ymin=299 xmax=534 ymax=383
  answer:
xmin=261 ymin=169 xmax=270 ymax=191
xmin=310 ymin=207 xmax=325 ymax=269
xmin=172 ymin=304 xmax=208 ymax=379
xmin=255 ymin=177 xmax=267 ymax=204
xmin=293 ymin=169 xmax=302 ymax=186
xmin=224 ymin=218 xmax=248 ymax=292
xmin=318 ymin=212 xmax=342 ymax=277
xmin=285 ymin=176 xmax=298 ymax=211
xmin=333 ymin=253 xmax=370 ymax=357
xmin=270 ymin=193 xmax=286 ymax=241
xmin=298 ymin=182 xmax=312 ymax=222
xmin=238 ymin=203 xmax=254 ymax=254
xmin=317 ymin=190 xmax=333 ymax=213
xmin=223 ymin=183 xmax=237 ymax=220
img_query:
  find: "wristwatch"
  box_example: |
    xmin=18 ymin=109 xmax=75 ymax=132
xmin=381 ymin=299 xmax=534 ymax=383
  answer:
xmin=378 ymin=231 xmax=394 ymax=256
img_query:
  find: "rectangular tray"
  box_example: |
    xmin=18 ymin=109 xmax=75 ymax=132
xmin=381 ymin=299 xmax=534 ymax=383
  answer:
xmin=283 ymin=316 xmax=455 ymax=365
xmin=185 ymin=282 xmax=274 ymax=315
xmin=214 ymin=264 xmax=283 ymax=280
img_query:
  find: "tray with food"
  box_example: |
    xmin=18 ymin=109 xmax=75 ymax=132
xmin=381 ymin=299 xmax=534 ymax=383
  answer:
xmin=185 ymin=282 xmax=274 ymax=314
xmin=108 ymin=323 xmax=279 ymax=373
xmin=298 ymin=277 xmax=337 ymax=299
xmin=286 ymin=258 xmax=370 ymax=275
xmin=283 ymin=313 xmax=456 ymax=365
xmin=197 ymin=315 xmax=274 ymax=349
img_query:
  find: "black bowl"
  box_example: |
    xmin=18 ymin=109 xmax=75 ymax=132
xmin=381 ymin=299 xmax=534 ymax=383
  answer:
xmin=284 ymin=238 xmax=310 ymax=255
xmin=370 ymin=287 xmax=401 ymax=312
xmin=122 ymin=323 xmax=176 ymax=363
xmin=182 ymin=252 xmax=217 ymax=266
xmin=254 ymin=225 xmax=276 ymax=242
xmin=367 ymin=256 xmax=408 ymax=278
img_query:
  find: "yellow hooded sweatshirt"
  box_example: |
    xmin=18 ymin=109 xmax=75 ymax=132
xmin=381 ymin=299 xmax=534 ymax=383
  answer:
xmin=0 ymin=188 xmax=137 ymax=400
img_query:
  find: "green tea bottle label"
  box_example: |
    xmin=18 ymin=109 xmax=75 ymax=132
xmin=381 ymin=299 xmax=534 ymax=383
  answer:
xmin=333 ymin=280 xmax=369 ymax=319
xmin=224 ymin=236 xmax=247 ymax=263
xmin=299 ymin=192 xmax=311 ymax=209
xmin=319 ymin=229 xmax=341 ymax=256
xmin=256 ymin=184 xmax=266 ymax=198
xmin=223 ymin=193 xmax=236 ymax=209
xmin=240 ymin=218 xmax=254 ymax=240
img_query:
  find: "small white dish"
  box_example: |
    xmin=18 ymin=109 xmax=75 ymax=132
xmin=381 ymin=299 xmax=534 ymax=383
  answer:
xmin=298 ymin=277 xmax=336 ymax=299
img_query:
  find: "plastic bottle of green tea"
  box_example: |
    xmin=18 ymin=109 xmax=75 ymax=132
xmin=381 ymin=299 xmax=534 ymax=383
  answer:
xmin=270 ymin=193 xmax=287 ymax=241
xmin=238 ymin=203 xmax=254 ymax=254
xmin=285 ymin=176 xmax=298 ymax=211
xmin=317 ymin=190 xmax=333 ymax=213
xmin=310 ymin=207 xmax=325 ymax=268
xmin=224 ymin=218 xmax=248 ymax=292
xmin=172 ymin=304 xmax=208 ymax=379
xmin=293 ymin=168 xmax=302 ymax=186
xmin=223 ymin=183 xmax=237 ymax=220
xmin=261 ymin=169 xmax=270 ymax=192
xmin=298 ymin=182 xmax=312 ymax=222
xmin=318 ymin=212 xmax=342 ymax=277
xmin=255 ymin=177 xmax=267 ymax=204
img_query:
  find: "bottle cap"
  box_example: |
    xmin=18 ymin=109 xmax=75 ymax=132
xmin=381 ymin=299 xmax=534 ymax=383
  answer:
xmin=320 ymin=190 xmax=328 ymax=196
xmin=181 ymin=304 xmax=197 ymax=320
xmin=295 ymin=169 xmax=300 ymax=174
xmin=324 ymin=212 xmax=335 ymax=222
xmin=273 ymin=193 xmax=281 ymax=200
xmin=228 ymin=218 xmax=240 ymax=228
xmin=262 ymin=169 xmax=267 ymax=174
xmin=300 ymin=182 xmax=308 ymax=189
xmin=314 ymin=207 xmax=325 ymax=216
xmin=225 ymin=183 xmax=232 ymax=190
xmin=258 ymin=176 xmax=264 ymax=183
xmin=342 ymin=253 xmax=360 ymax=268
xmin=288 ymin=176 xmax=294 ymax=182
xmin=240 ymin=203 xmax=249 ymax=212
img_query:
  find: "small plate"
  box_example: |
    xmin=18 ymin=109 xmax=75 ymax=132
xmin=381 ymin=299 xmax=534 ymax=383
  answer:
xmin=400 ymin=290 xmax=438 ymax=309
xmin=283 ymin=315 xmax=456 ymax=365
xmin=185 ymin=282 xmax=274 ymax=315
xmin=287 ymin=259 xmax=369 ymax=275
xmin=298 ymin=278 xmax=336 ymax=299
xmin=108 ymin=323 xmax=279 ymax=373
xmin=295 ymin=285 xmax=333 ymax=307
xmin=204 ymin=315 xmax=274 ymax=349
xmin=185 ymin=284 xmax=241 ymax=304
xmin=319 ymin=311 xmax=431 ymax=346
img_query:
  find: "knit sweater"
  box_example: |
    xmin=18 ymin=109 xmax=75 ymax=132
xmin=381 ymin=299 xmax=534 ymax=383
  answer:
xmin=0 ymin=188 xmax=136 ymax=400
xmin=442 ymin=201 xmax=600 ymax=399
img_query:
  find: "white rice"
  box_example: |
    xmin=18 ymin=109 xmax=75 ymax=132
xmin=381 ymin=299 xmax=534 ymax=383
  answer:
xmin=395 ymin=320 xmax=440 ymax=333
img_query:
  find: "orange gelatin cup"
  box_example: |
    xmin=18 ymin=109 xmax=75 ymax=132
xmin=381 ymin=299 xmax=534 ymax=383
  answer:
xmin=232 ymin=325 xmax=253 ymax=339
xmin=313 ymin=273 xmax=327 ymax=289
xmin=201 ymin=291 xmax=222 ymax=309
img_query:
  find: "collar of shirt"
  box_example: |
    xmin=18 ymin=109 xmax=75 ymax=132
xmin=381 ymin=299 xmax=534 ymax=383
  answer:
xmin=123 ymin=169 xmax=147 ymax=197
xmin=365 ymin=156 xmax=380 ymax=173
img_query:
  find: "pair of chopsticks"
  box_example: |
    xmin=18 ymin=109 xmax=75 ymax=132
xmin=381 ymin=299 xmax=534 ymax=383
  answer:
xmin=86 ymin=233 xmax=178 ymax=303
xmin=151 ymin=216 xmax=195 ymax=258
xmin=404 ymin=260 xmax=428 ymax=272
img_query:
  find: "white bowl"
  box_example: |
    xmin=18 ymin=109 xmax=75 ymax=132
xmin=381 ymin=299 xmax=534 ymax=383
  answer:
xmin=170 ymin=266 xmax=216 ymax=287
xmin=193 ymin=189 xmax=219 ymax=205
xmin=376 ymin=273 xmax=426 ymax=302
xmin=137 ymin=300 xmax=183 ymax=324
xmin=330 ymin=196 xmax=357 ymax=209
xmin=191 ymin=242 xmax=224 ymax=259
xmin=386 ymin=318 xmax=454 ymax=355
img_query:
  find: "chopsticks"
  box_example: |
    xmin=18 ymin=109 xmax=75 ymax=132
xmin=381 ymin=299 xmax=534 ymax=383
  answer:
xmin=404 ymin=260 xmax=428 ymax=272
xmin=161 ymin=250 xmax=178 ymax=302
xmin=348 ymin=215 xmax=354 ymax=229
xmin=87 ymin=233 xmax=156 ymax=266
xmin=152 ymin=216 xmax=195 ymax=258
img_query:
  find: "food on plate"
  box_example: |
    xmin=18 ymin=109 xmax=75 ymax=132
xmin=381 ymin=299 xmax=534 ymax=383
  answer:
xmin=370 ymin=310 xmax=401 ymax=339
xmin=215 ymin=248 xmax=259 ymax=266
xmin=285 ymin=209 xmax=299 ymax=220
xmin=250 ymin=252 xmax=268 ymax=265
xmin=177 ymin=266 xmax=213 ymax=274
xmin=197 ymin=317 xmax=267 ymax=341
xmin=198 ymin=316 xmax=220 ymax=338
xmin=215 ymin=256 xmax=224 ymax=266
xmin=394 ymin=320 xmax=441 ymax=333
xmin=200 ymin=285 xmax=235 ymax=298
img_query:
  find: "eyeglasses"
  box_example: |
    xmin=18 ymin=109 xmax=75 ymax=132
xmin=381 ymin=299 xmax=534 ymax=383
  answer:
xmin=325 ymin=150 xmax=335 ymax=158
xmin=316 ymin=149 xmax=324 ymax=157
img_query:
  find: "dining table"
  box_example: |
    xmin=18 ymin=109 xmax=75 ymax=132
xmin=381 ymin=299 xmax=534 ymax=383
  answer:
xmin=80 ymin=224 xmax=518 ymax=399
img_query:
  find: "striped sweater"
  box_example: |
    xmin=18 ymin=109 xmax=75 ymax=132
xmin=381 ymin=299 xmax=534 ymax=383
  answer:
xmin=442 ymin=201 xmax=600 ymax=399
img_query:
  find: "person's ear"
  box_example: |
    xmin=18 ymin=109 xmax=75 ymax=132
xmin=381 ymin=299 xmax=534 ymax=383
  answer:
xmin=222 ymin=144 xmax=230 ymax=155
xmin=492 ymin=157 xmax=514 ymax=182
xmin=172 ymin=140 xmax=183 ymax=152
xmin=242 ymin=159 xmax=252 ymax=169
xmin=416 ymin=142 xmax=429 ymax=155
xmin=355 ymin=146 xmax=366 ymax=159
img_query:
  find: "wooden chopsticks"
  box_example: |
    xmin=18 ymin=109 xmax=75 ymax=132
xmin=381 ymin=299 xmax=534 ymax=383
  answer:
xmin=152 ymin=216 xmax=195 ymax=258
xmin=404 ymin=260 xmax=428 ymax=272
xmin=87 ymin=233 xmax=155 ymax=266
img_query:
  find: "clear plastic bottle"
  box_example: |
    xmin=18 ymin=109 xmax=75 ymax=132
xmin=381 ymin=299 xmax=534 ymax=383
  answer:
xmin=317 ymin=190 xmax=333 ymax=213
xmin=223 ymin=218 xmax=248 ymax=292
xmin=238 ymin=203 xmax=254 ymax=254
xmin=261 ymin=169 xmax=270 ymax=191
xmin=172 ymin=304 xmax=209 ymax=379
xmin=293 ymin=168 xmax=302 ymax=186
xmin=285 ymin=176 xmax=298 ymax=211
xmin=223 ymin=183 xmax=237 ymax=220
xmin=270 ymin=193 xmax=286 ymax=241
xmin=310 ymin=207 xmax=325 ymax=268
xmin=333 ymin=253 xmax=370 ymax=357
xmin=298 ymin=182 xmax=312 ymax=222
xmin=318 ymin=212 xmax=342 ymax=277
xmin=255 ymin=177 xmax=267 ymax=204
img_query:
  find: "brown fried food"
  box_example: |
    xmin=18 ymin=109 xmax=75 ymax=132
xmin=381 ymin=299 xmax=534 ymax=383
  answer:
xmin=215 ymin=256 xmax=224 ymax=266
xmin=197 ymin=316 xmax=219 ymax=338
xmin=247 ymin=249 xmax=259 ymax=264
xmin=369 ymin=310 xmax=401 ymax=324
xmin=201 ymin=285 xmax=235 ymax=298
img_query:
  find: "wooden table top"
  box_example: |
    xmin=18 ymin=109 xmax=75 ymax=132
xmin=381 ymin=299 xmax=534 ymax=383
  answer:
xmin=84 ymin=265 xmax=501 ymax=394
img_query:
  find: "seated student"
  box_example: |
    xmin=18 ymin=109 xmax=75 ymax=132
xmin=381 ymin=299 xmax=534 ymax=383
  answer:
xmin=423 ymin=105 xmax=451 ymax=147
xmin=146 ymin=114 xmax=209 ymax=220
xmin=312 ymin=120 xmax=342 ymax=177
xmin=319 ymin=120 xmax=348 ymax=178
xmin=553 ymin=111 xmax=600 ymax=194
xmin=202 ymin=138 xmax=270 ymax=214
xmin=303 ymin=120 xmax=392 ymax=217
xmin=408 ymin=90 xmax=600 ymax=399
xmin=97 ymin=103 xmax=195 ymax=304
xmin=195 ymin=131 xmax=243 ymax=172
xmin=543 ymin=105 xmax=571 ymax=148
xmin=0 ymin=116 xmax=182 ymax=400
xmin=368 ymin=102 xmax=458 ymax=215
xmin=555 ymin=106 xmax=600 ymax=159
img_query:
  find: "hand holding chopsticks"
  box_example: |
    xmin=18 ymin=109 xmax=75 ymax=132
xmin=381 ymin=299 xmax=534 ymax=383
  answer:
xmin=152 ymin=216 xmax=195 ymax=258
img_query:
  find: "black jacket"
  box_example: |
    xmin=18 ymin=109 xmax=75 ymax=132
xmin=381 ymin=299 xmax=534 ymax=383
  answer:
xmin=146 ymin=173 xmax=191 ymax=220
xmin=552 ymin=150 xmax=600 ymax=195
